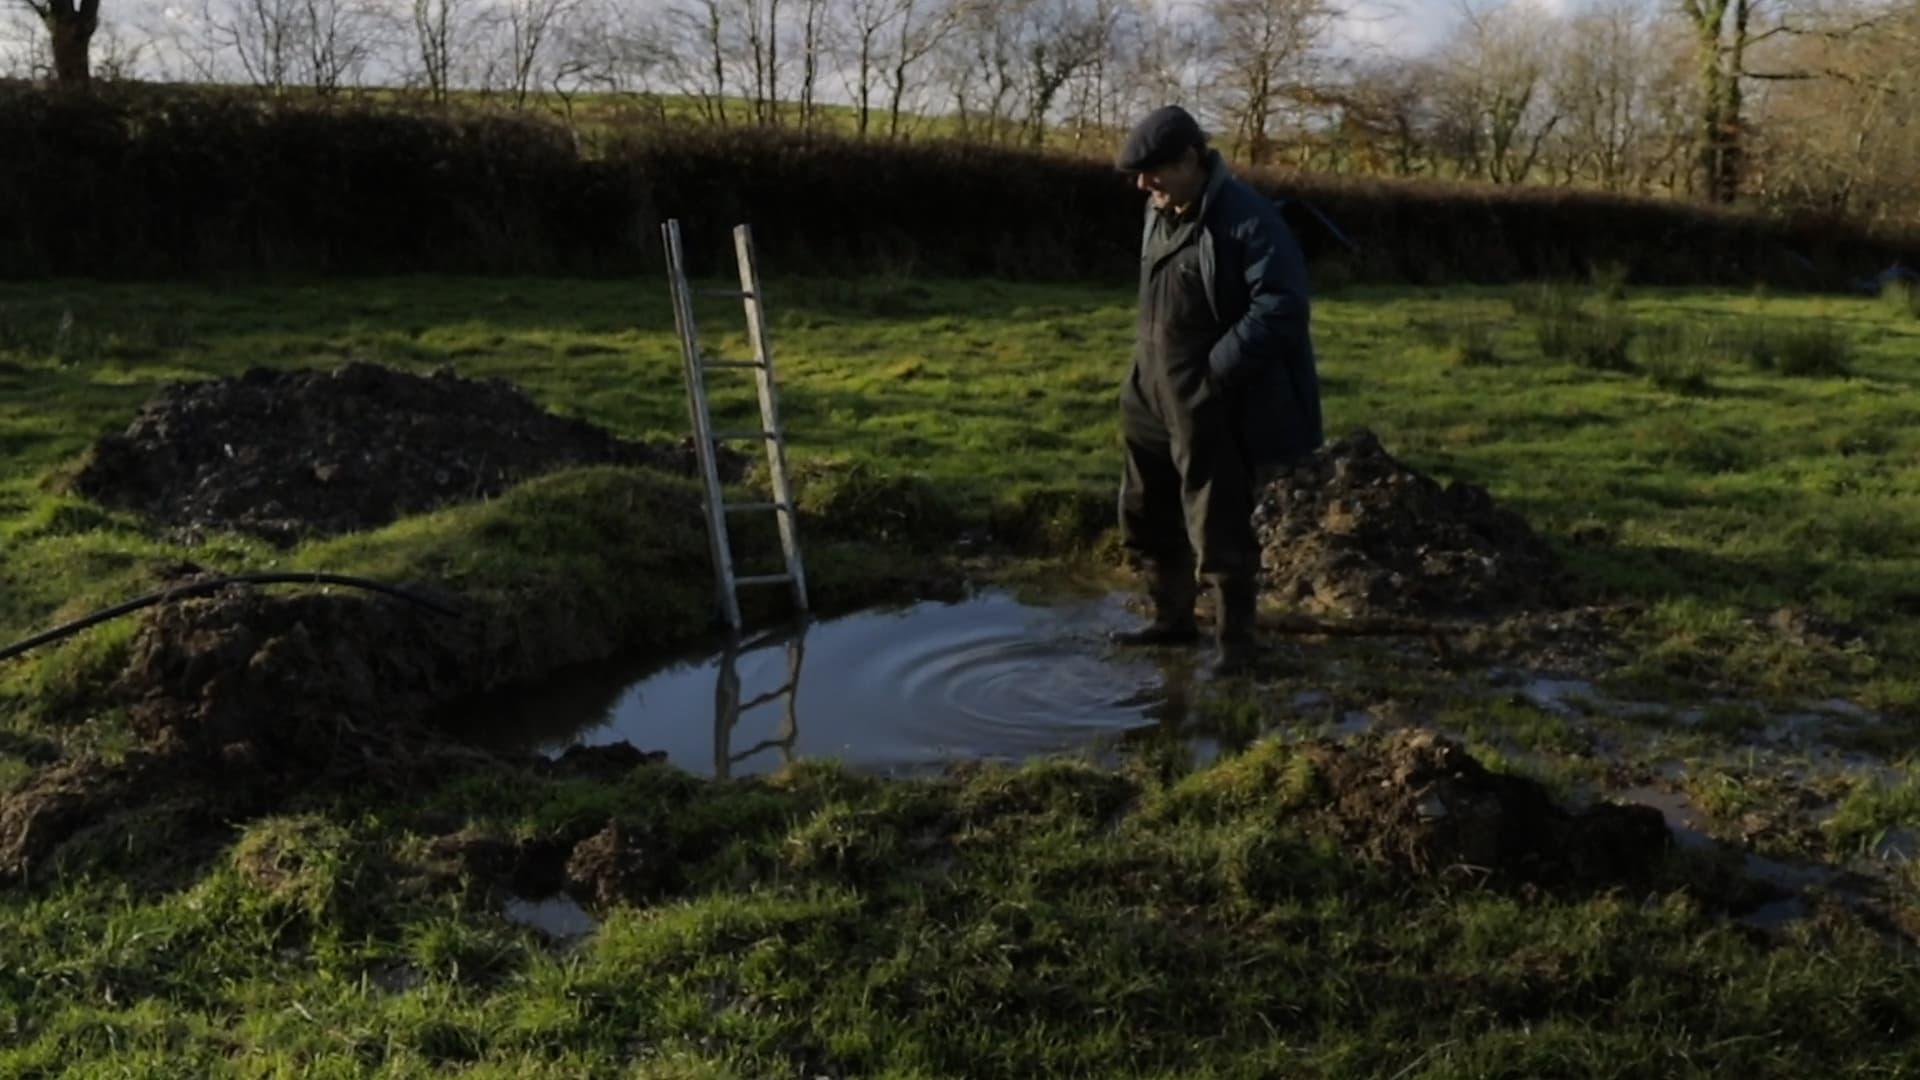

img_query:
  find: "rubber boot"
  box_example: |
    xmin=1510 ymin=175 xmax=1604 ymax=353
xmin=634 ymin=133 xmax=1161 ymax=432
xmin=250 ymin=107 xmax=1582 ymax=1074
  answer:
xmin=1210 ymin=576 xmax=1260 ymax=676
xmin=1110 ymin=564 xmax=1200 ymax=647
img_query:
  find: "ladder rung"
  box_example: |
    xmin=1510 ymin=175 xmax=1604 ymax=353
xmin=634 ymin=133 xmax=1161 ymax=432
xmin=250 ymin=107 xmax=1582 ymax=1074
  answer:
xmin=735 ymin=573 xmax=795 ymax=587
xmin=713 ymin=429 xmax=779 ymax=441
xmin=723 ymin=501 xmax=792 ymax=514
xmin=702 ymin=360 xmax=765 ymax=370
xmin=740 ymin=684 xmax=796 ymax=711
xmin=699 ymin=288 xmax=756 ymax=299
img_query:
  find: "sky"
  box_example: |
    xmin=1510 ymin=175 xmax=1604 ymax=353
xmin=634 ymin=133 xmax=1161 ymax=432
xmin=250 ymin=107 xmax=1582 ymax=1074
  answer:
xmin=1 ymin=0 xmax=1619 ymax=84
xmin=1333 ymin=0 xmax=1596 ymax=57
xmin=1337 ymin=1 xmax=1460 ymax=55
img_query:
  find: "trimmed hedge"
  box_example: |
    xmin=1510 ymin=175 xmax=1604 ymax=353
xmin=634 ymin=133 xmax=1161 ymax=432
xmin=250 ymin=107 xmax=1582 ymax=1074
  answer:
xmin=1 ymin=83 xmax=1911 ymax=284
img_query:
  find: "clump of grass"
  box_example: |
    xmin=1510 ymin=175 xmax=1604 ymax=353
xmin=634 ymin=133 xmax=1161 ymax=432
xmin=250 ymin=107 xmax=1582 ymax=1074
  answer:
xmin=792 ymin=458 xmax=963 ymax=548
xmin=1636 ymin=324 xmax=1713 ymax=393
xmin=1511 ymin=283 xmax=1636 ymax=371
xmin=1589 ymin=260 xmax=1631 ymax=300
xmin=1730 ymin=320 xmax=1851 ymax=377
xmin=1568 ymin=308 xmax=1638 ymax=371
xmin=1413 ymin=314 xmax=1503 ymax=367
xmin=1822 ymin=770 xmax=1920 ymax=855
xmin=1447 ymin=319 xmax=1503 ymax=367
xmin=1882 ymin=280 xmax=1920 ymax=320
xmin=1508 ymin=281 xmax=1586 ymax=322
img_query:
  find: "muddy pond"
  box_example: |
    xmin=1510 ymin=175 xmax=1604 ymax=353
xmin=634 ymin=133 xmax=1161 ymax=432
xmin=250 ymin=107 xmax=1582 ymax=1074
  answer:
xmin=474 ymin=588 xmax=1227 ymax=777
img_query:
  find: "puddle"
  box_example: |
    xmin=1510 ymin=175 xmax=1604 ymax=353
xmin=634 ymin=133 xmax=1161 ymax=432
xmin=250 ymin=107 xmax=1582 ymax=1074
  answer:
xmin=1519 ymin=677 xmax=1601 ymax=717
xmin=474 ymin=590 xmax=1207 ymax=777
xmin=1610 ymin=784 xmax=1714 ymax=849
xmin=1333 ymin=711 xmax=1374 ymax=738
xmin=1609 ymin=784 xmax=1845 ymax=930
xmin=503 ymin=894 xmax=598 ymax=940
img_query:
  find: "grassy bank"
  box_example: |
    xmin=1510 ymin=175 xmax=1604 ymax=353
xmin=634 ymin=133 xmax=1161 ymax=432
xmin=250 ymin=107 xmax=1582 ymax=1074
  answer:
xmin=3 ymin=275 xmax=1920 ymax=1074
xmin=5 ymin=747 xmax=1920 ymax=1076
xmin=5 ymin=274 xmax=1919 ymax=703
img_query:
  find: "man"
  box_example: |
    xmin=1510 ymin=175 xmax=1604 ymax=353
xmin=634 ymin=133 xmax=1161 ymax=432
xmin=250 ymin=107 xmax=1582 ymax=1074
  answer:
xmin=1109 ymin=105 xmax=1323 ymax=676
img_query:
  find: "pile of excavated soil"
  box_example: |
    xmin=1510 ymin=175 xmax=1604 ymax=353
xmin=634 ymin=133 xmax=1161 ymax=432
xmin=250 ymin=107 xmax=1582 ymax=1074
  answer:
xmin=1302 ymin=729 xmax=1670 ymax=887
xmin=1254 ymin=429 xmax=1568 ymax=618
xmin=74 ymin=363 xmax=743 ymax=543
xmin=114 ymin=585 xmax=471 ymax=768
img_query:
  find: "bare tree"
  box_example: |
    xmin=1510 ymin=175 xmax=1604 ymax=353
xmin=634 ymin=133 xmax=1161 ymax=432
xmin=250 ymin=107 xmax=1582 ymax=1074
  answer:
xmin=1677 ymin=0 xmax=1758 ymax=201
xmin=202 ymin=0 xmax=303 ymax=91
xmin=1428 ymin=1 xmax=1560 ymax=183
xmin=297 ymin=0 xmax=376 ymax=94
xmin=1677 ymin=0 xmax=1896 ymax=201
xmin=838 ymin=0 xmax=894 ymax=135
xmin=937 ymin=0 xmax=1016 ymax=140
xmin=1204 ymin=0 xmax=1342 ymax=164
xmin=18 ymin=0 xmax=99 ymax=84
xmin=661 ymin=0 xmax=733 ymax=123
xmin=499 ymin=0 xmax=575 ymax=107
xmin=408 ymin=0 xmax=462 ymax=101
xmin=796 ymin=0 xmax=828 ymax=127
xmin=1745 ymin=0 xmax=1919 ymax=217
xmin=549 ymin=0 xmax=668 ymax=95
xmin=1012 ymin=0 xmax=1115 ymax=144
xmin=1550 ymin=0 xmax=1654 ymax=190
xmin=735 ymin=0 xmax=783 ymax=124
xmin=1 ymin=2 xmax=52 ymax=77
xmin=1325 ymin=58 xmax=1440 ymax=176
xmin=1125 ymin=0 xmax=1212 ymax=119
xmin=1058 ymin=0 xmax=1139 ymax=145
xmin=882 ymin=0 xmax=955 ymax=136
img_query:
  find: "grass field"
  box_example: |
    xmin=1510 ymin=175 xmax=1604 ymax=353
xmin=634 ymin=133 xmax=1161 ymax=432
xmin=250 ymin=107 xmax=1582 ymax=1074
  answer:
xmin=3 ymin=274 xmax=1920 ymax=1074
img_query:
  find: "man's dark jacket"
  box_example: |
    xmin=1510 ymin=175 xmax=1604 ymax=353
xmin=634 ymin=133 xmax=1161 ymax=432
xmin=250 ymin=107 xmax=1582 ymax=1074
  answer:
xmin=1134 ymin=152 xmax=1324 ymax=466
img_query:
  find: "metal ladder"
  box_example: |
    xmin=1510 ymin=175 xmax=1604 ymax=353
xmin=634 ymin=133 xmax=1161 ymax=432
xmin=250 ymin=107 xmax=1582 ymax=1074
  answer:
xmin=713 ymin=623 xmax=806 ymax=779
xmin=662 ymin=219 xmax=809 ymax=631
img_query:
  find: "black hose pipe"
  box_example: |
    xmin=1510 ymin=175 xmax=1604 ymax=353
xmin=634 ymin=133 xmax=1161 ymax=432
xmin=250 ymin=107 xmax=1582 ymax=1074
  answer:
xmin=0 ymin=572 xmax=462 ymax=664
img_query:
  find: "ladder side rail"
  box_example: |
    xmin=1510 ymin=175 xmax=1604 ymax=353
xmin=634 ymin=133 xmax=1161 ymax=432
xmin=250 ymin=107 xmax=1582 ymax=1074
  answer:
xmin=733 ymin=225 xmax=810 ymax=615
xmin=664 ymin=220 xmax=745 ymax=631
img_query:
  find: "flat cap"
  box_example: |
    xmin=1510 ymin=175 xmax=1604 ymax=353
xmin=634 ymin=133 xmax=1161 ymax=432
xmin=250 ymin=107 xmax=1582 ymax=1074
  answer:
xmin=1116 ymin=106 xmax=1206 ymax=172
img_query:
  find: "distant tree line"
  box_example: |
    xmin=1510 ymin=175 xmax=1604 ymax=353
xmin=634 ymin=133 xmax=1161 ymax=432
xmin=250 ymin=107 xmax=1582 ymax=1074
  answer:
xmin=4 ymin=0 xmax=1917 ymax=224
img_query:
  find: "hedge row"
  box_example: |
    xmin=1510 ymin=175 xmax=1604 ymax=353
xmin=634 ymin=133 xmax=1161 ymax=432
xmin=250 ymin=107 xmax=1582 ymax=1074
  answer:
xmin=2 ymin=83 xmax=1911 ymax=285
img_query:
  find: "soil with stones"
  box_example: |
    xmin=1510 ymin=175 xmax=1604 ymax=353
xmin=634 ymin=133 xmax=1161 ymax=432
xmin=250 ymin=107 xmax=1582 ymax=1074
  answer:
xmin=1255 ymin=429 xmax=1568 ymax=618
xmin=74 ymin=363 xmax=745 ymax=544
xmin=1303 ymin=729 xmax=1671 ymax=888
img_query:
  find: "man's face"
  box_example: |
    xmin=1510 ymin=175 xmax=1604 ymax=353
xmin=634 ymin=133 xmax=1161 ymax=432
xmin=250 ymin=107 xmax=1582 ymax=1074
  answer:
xmin=1134 ymin=148 xmax=1206 ymax=212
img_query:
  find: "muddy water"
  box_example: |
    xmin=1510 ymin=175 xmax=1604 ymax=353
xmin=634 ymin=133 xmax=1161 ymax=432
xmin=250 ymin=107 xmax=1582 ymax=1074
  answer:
xmin=476 ymin=590 xmax=1206 ymax=778
xmin=1610 ymin=783 xmax=1845 ymax=930
xmin=503 ymin=894 xmax=598 ymax=940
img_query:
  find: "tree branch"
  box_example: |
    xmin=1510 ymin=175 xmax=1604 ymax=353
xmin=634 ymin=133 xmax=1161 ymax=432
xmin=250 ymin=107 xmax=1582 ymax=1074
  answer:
xmin=1746 ymin=15 xmax=1889 ymax=48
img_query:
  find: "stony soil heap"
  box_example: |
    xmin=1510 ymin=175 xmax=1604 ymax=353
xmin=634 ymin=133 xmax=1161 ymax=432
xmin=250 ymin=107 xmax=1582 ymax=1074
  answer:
xmin=74 ymin=362 xmax=739 ymax=543
xmin=1254 ymin=429 xmax=1567 ymax=617
xmin=1303 ymin=729 xmax=1669 ymax=887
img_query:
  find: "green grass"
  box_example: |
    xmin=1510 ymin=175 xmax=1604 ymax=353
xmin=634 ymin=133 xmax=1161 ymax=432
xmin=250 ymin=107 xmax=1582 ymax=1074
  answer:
xmin=6 ymin=751 xmax=1920 ymax=1076
xmin=6 ymin=275 xmax=1920 ymax=706
xmin=1882 ymin=280 xmax=1920 ymax=321
xmin=1823 ymin=767 xmax=1920 ymax=855
xmin=5 ymin=274 xmax=1920 ymax=1074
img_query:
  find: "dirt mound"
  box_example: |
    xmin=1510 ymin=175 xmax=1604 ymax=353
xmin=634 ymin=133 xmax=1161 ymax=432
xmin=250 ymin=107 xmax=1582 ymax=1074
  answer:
xmin=563 ymin=818 xmax=669 ymax=909
xmin=545 ymin=742 xmax=668 ymax=780
xmin=1304 ymin=729 xmax=1669 ymax=887
xmin=1254 ymin=429 xmax=1567 ymax=617
xmin=115 ymin=585 xmax=469 ymax=768
xmin=0 ymin=756 xmax=130 ymax=882
xmin=74 ymin=363 xmax=742 ymax=543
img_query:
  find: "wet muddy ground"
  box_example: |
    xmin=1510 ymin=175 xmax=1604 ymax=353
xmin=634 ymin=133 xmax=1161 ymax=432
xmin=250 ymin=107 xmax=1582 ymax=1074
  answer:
xmin=469 ymin=582 xmax=1913 ymax=936
xmin=12 ymin=362 xmax=1909 ymax=947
